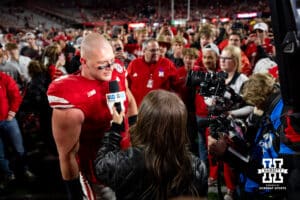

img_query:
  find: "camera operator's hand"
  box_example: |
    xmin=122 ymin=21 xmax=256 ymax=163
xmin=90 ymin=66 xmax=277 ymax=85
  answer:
xmin=253 ymin=106 xmax=264 ymax=116
xmin=207 ymin=135 xmax=217 ymax=150
xmin=208 ymin=134 xmax=229 ymax=158
xmin=204 ymin=96 xmax=217 ymax=106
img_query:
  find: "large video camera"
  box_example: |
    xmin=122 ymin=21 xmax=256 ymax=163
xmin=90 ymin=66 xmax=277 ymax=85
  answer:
xmin=187 ymin=70 xmax=250 ymax=162
xmin=186 ymin=70 xmax=245 ymax=114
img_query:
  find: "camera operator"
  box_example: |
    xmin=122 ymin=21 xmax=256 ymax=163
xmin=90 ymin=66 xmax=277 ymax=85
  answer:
xmin=195 ymin=43 xmax=220 ymax=167
xmin=209 ymin=73 xmax=300 ymax=200
xmin=219 ymin=45 xmax=253 ymax=118
xmin=207 ymin=45 xmax=253 ymax=199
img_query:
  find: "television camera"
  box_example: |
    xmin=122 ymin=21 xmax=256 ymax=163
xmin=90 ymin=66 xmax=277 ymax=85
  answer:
xmin=186 ymin=70 xmax=250 ymax=162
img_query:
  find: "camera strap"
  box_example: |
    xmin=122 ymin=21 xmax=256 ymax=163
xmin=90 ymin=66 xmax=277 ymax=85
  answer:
xmin=227 ymin=72 xmax=240 ymax=86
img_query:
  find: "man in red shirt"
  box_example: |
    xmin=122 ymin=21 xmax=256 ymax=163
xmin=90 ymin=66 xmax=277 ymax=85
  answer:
xmin=127 ymin=38 xmax=178 ymax=107
xmin=0 ymin=71 xmax=34 ymax=188
xmin=47 ymin=33 xmax=138 ymax=199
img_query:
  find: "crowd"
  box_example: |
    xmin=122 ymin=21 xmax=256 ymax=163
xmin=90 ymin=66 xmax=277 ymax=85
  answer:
xmin=0 ymin=3 xmax=300 ymax=199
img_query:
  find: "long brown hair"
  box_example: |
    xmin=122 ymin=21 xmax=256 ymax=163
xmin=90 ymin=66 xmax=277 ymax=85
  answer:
xmin=130 ymin=89 xmax=198 ymax=199
xmin=41 ymin=44 xmax=61 ymax=67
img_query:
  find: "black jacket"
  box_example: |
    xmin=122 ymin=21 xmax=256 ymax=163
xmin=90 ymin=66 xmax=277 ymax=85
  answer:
xmin=94 ymin=125 xmax=208 ymax=200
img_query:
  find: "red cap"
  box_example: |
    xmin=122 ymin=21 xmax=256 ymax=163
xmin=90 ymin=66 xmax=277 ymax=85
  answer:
xmin=53 ymin=35 xmax=68 ymax=42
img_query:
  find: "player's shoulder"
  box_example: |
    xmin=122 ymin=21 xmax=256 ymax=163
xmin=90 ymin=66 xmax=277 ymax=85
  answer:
xmin=48 ymin=74 xmax=80 ymax=89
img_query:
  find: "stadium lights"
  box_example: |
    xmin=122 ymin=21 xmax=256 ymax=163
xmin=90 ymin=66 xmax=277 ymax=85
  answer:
xmin=212 ymin=17 xmax=230 ymax=23
xmin=171 ymin=19 xmax=187 ymax=26
xmin=128 ymin=23 xmax=146 ymax=29
xmin=237 ymin=12 xmax=258 ymax=19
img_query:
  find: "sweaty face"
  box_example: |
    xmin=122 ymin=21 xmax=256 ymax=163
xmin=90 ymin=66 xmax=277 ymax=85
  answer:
xmin=144 ymin=41 xmax=160 ymax=63
xmin=84 ymin=46 xmax=115 ymax=82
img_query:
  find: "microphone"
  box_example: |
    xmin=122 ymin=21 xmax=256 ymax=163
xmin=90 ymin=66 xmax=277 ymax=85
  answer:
xmin=106 ymin=80 xmax=126 ymax=114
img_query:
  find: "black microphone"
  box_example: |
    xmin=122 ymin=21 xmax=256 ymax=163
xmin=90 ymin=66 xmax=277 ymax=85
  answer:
xmin=107 ymin=80 xmax=126 ymax=114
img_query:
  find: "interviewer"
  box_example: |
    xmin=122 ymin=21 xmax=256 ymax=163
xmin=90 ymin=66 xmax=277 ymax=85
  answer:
xmin=94 ymin=89 xmax=208 ymax=200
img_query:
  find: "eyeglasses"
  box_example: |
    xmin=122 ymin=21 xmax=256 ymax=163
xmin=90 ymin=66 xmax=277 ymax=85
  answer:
xmin=97 ymin=60 xmax=115 ymax=70
xmin=219 ymin=56 xmax=233 ymax=61
xmin=147 ymin=48 xmax=160 ymax=53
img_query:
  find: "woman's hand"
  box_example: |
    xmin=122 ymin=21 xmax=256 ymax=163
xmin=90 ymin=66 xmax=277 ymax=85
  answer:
xmin=111 ymin=105 xmax=125 ymax=125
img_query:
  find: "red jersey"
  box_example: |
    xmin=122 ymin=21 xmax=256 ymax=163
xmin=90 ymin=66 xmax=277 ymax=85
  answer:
xmin=127 ymin=57 xmax=178 ymax=106
xmin=47 ymin=66 xmax=128 ymax=183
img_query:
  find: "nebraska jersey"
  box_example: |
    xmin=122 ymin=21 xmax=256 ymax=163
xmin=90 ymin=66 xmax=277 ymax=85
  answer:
xmin=48 ymin=74 xmax=112 ymax=135
xmin=48 ymin=64 xmax=127 ymax=133
xmin=47 ymin=66 xmax=128 ymax=183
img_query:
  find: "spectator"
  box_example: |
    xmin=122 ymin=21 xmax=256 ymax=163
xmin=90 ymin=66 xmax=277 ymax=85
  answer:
xmin=244 ymin=22 xmax=275 ymax=67
xmin=127 ymin=38 xmax=178 ymax=106
xmin=0 ymin=50 xmax=24 ymax=90
xmin=156 ymin=34 xmax=172 ymax=58
xmin=94 ymin=89 xmax=208 ymax=200
xmin=110 ymin=37 xmax=136 ymax=68
xmin=176 ymin=47 xmax=200 ymax=155
xmin=20 ymin=32 xmax=41 ymax=60
xmin=228 ymin=31 xmax=252 ymax=76
xmin=128 ymin=28 xmax=149 ymax=57
xmin=18 ymin=60 xmax=54 ymax=156
xmin=0 ymin=71 xmax=34 ymax=189
xmin=195 ymin=24 xmax=216 ymax=70
xmin=5 ymin=42 xmax=31 ymax=84
xmin=168 ymin=35 xmax=185 ymax=68
xmin=41 ymin=44 xmax=67 ymax=81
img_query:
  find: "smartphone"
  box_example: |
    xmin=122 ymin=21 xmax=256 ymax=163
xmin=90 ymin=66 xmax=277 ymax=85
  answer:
xmin=116 ymin=47 xmax=122 ymax=51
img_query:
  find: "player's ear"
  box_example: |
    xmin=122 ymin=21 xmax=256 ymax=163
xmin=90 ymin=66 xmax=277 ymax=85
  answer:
xmin=80 ymin=57 xmax=86 ymax=64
